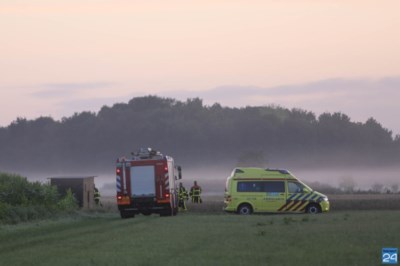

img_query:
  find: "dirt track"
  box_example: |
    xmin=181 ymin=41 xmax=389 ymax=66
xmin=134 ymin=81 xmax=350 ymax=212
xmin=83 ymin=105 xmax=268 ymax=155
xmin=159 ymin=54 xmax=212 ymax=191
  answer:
xmin=100 ymin=194 xmax=400 ymax=213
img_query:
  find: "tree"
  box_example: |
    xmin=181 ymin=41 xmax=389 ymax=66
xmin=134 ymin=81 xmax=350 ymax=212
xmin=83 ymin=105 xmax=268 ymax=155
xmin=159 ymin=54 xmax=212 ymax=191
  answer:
xmin=390 ymin=184 xmax=399 ymax=193
xmin=237 ymin=150 xmax=268 ymax=168
xmin=371 ymin=183 xmax=384 ymax=193
xmin=338 ymin=176 xmax=356 ymax=193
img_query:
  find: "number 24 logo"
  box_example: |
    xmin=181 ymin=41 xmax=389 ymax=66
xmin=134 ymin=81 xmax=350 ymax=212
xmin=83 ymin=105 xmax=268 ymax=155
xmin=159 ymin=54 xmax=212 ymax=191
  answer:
xmin=383 ymin=252 xmax=397 ymax=264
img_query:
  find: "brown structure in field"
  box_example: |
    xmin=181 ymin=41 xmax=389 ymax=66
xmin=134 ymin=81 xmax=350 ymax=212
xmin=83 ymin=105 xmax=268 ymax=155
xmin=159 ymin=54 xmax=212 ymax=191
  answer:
xmin=49 ymin=176 xmax=96 ymax=209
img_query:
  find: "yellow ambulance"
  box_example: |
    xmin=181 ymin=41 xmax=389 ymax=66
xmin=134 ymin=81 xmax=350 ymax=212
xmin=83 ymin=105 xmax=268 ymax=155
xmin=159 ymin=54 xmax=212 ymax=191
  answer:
xmin=224 ymin=168 xmax=330 ymax=214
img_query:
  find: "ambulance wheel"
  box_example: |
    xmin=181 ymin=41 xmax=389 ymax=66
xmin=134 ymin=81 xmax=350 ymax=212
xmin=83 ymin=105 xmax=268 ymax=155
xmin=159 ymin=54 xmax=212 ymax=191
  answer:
xmin=237 ymin=204 xmax=253 ymax=215
xmin=306 ymin=204 xmax=321 ymax=214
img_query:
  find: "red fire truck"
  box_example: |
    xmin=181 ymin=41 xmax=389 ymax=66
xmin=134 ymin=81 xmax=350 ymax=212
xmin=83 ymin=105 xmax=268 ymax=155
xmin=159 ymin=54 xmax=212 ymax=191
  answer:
xmin=116 ymin=148 xmax=182 ymax=218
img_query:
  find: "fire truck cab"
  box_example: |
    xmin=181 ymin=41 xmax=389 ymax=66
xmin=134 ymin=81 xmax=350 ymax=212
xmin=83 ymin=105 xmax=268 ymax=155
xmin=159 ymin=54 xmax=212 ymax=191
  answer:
xmin=116 ymin=148 xmax=182 ymax=218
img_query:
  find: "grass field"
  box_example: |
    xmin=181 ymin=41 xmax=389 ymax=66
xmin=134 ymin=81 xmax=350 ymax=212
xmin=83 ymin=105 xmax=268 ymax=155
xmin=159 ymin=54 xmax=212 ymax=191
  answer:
xmin=1 ymin=208 xmax=399 ymax=266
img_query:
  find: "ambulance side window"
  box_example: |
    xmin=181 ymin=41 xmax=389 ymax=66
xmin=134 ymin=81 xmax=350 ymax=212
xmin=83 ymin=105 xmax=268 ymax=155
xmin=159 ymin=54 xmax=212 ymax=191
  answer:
xmin=288 ymin=182 xmax=303 ymax=193
xmin=237 ymin=182 xmax=263 ymax=192
xmin=264 ymin=181 xmax=285 ymax=193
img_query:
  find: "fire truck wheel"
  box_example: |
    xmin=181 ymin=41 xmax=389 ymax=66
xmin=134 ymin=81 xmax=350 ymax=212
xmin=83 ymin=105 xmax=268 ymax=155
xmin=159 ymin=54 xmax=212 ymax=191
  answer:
xmin=141 ymin=210 xmax=152 ymax=216
xmin=160 ymin=209 xmax=173 ymax=217
xmin=120 ymin=210 xmax=135 ymax=219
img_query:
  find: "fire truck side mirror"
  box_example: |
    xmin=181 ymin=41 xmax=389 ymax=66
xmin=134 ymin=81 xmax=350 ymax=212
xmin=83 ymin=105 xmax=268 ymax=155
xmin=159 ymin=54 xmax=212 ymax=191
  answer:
xmin=177 ymin=166 xmax=182 ymax=180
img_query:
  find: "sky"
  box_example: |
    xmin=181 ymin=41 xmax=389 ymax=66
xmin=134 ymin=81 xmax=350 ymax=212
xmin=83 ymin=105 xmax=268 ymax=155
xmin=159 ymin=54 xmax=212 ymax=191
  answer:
xmin=1 ymin=0 xmax=400 ymax=134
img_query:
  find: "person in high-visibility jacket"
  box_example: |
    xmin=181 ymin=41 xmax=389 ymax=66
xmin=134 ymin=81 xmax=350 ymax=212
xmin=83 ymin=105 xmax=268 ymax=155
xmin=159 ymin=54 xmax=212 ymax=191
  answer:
xmin=190 ymin=181 xmax=202 ymax=203
xmin=94 ymin=187 xmax=102 ymax=207
xmin=178 ymin=182 xmax=189 ymax=211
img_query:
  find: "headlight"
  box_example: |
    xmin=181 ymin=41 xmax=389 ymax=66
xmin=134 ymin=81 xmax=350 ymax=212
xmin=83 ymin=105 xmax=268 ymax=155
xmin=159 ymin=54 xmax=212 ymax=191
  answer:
xmin=322 ymin=197 xmax=329 ymax=202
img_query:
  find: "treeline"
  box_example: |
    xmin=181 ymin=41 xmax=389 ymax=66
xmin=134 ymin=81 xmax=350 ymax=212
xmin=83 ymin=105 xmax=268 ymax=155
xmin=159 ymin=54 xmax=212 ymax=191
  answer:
xmin=308 ymin=180 xmax=400 ymax=195
xmin=0 ymin=96 xmax=399 ymax=172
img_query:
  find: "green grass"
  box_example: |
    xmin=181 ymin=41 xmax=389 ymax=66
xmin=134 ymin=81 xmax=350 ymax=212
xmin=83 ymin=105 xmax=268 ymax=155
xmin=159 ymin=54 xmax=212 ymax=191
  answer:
xmin=0 ymin=210 xmax=399 ymax=266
